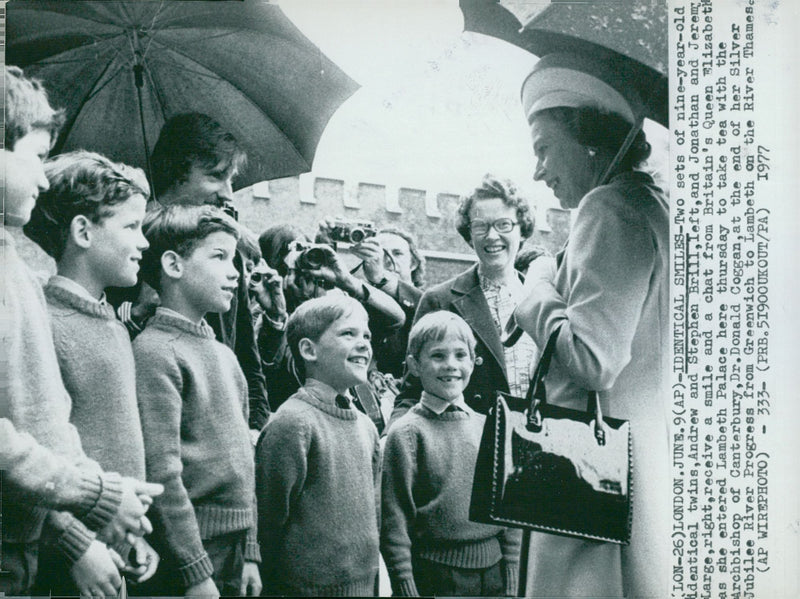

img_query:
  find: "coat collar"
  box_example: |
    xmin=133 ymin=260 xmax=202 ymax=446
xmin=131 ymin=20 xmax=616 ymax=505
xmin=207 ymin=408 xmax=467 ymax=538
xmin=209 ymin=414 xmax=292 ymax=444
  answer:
xmin=449 ymin=265 xmax=506 ymax=371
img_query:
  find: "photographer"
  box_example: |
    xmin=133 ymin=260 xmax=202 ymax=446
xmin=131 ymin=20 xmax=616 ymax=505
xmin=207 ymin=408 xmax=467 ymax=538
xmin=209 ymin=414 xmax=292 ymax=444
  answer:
xmin=349 ymin=227 xmax=425 ymax=380
xmin=254 ymin=223 xmax=405 ymax=412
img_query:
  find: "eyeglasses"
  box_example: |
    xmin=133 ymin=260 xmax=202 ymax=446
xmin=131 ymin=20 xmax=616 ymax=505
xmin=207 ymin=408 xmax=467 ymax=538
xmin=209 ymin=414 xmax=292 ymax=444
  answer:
xmin=470 ymin=218 xmax=519 ymax=237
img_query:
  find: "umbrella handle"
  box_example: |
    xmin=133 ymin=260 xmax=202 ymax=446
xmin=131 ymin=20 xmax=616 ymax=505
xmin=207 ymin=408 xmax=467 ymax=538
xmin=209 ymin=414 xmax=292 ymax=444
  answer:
xmin=597 ymin=115 xmax=644 ymax=186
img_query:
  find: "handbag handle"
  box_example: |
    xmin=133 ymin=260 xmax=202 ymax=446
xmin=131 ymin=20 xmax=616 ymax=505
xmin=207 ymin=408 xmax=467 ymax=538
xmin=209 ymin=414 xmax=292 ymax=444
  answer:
xmin=526 ymin=327 xmax=607 ymax=446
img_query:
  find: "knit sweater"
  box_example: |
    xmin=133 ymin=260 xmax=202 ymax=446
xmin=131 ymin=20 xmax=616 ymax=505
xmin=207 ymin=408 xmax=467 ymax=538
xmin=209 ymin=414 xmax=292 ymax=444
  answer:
xmin=381 ymin=402 xmax=521 ymax=597
xmin=0 ymin=418 xmax=113 ymax=515
xmin=133 ymin=308 xmax=259 ymax=587
xmin=44 ymin=276 xmax=146 ymax=479
xmin=256 ymin=380 xmax=381 ymax=597
xmin=0 ymin=232 xmax=122 ymax=563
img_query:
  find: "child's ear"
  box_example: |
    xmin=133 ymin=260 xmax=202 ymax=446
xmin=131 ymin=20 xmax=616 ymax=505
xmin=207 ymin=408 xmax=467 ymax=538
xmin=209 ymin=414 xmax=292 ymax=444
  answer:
xmin=161 ymin=250 xmax=183 ymax=280
xmin=298 ymin=338 xmax=317 ymax=363
xmin=406 ymin=354 xmax=420 ymax=377
xmin=69 ymin=215 xmax=92 ymax=249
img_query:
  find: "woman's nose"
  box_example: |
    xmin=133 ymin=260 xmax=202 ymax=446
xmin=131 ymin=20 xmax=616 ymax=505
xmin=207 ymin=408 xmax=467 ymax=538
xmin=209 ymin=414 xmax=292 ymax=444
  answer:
xmin=533 ymin=160 xmax=545 ymax=181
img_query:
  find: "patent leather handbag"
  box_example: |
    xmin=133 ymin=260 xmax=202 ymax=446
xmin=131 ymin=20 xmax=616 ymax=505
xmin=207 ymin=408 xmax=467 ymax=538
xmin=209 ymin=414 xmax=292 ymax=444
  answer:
xmin=470 ymin=328 xmax=633 ymax=544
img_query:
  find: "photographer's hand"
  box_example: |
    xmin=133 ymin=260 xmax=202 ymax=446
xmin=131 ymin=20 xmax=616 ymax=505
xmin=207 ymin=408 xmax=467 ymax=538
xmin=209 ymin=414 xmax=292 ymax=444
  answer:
xmin=352 ymin=238 xmax=400 ymax=296
xmin=315 ymin=216 xmax=337 ymax=245
xmin=252 ymin=264 xmax=287 ymax=321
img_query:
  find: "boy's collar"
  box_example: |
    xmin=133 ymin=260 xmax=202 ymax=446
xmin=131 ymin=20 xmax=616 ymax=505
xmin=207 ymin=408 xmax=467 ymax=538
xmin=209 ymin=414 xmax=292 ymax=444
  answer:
xmin=420 ymin=391 xmax=468 ymax=415
xmin=304 ymin=378 xmax=348 ymax=403
xmin=155 ymin=306 xmax=207 ymax=327
xmin=49 ymin=274 xmax=107 ymax=305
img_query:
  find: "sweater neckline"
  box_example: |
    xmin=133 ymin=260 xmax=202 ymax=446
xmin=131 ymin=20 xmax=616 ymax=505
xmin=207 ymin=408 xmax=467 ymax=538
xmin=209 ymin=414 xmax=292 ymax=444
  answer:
xmin=298 ymin=388 xmax=358 ymax=420
xmin=412 ymin=402 xmax=470 ymax=421
xmin=44 ymin=278 xmax=117 ymax=320
xmin=149 ymin=308 xmax=216 ymax=339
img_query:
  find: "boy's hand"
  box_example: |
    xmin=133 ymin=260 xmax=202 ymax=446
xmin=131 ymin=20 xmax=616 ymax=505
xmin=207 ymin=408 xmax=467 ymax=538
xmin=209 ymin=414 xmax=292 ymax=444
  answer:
xmin=130 ymin=283 xmax=161 ymax=325
xmin=240 ymin=561 xmax=262 ymax=596
xmin=120 ymin=536 xmax=160 ymax=583
xmin=97 ymin=477 xmax=163 ymax=545
xmin=185 ymin=577 xmax=220 ymax=599
xmin=70 ymin=540 xmax=122 ymax=597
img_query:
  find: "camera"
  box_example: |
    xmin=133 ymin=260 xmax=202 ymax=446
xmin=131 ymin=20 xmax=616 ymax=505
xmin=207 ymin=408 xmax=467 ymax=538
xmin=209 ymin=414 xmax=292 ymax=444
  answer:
xmin=328 ymin=218 xmax=376 ymax=244
xmin=286 ymin=240 xmax=336 ymax=271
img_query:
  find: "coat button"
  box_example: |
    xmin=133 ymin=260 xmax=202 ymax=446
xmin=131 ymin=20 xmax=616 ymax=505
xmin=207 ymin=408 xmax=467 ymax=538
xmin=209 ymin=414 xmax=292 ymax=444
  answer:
xmin=475 ymin=356 xmax=484 ymax=366
xmin=474 ymin=394 xmax=482 ymax=403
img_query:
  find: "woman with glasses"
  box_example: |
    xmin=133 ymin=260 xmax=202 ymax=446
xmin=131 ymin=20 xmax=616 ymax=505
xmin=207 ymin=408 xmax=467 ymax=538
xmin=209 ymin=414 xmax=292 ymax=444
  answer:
xmin=390 ymin=174 xmax=539 ymax=421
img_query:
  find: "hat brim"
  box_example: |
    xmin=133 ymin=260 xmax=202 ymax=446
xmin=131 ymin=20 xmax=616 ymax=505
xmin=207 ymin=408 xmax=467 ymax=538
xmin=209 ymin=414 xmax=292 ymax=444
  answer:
xmin=521 ymin=53 xmax=644 ymax=124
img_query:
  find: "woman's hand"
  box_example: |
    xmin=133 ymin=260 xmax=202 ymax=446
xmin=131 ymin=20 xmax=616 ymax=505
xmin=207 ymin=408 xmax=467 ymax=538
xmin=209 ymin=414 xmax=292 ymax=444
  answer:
xmin=523 ymin=255 xmax=557 ymax=292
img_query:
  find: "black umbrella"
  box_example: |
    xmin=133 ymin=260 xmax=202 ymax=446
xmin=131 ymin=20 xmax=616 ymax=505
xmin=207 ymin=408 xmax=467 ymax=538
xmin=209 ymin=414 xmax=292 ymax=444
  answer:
xmin=7 ymin=0 xmax=360 ymax=189
xmin=460 ymin=0 xmax=668 ymax=127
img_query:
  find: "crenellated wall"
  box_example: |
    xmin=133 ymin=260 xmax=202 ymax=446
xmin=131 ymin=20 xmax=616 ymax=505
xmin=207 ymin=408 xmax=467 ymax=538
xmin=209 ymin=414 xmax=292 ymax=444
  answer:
xmin=12 ymin=174 xmax=570 ymax=287
xmin=236 ymin=174 xmax=570 ymax=285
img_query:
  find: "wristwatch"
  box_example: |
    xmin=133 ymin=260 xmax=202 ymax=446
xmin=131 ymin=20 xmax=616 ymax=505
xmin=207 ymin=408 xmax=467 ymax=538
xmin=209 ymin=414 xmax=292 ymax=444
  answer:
xmin=372 ymin=275 xmax=390 ymax=288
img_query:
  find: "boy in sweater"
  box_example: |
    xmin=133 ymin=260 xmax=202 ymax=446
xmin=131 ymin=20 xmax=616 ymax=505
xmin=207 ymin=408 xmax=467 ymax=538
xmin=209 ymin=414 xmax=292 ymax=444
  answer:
xmin=255 ymin=294 xmax=381 ymax=596
xmin=23 ymin=150 xmax=159 ymax=591
xmin=381 ymin=311 xmax=521 ymax=597
xmin=133 ymin=204 xmax=261 ymax=597
xmin=1 ymin=65 xmax=162 ymax=597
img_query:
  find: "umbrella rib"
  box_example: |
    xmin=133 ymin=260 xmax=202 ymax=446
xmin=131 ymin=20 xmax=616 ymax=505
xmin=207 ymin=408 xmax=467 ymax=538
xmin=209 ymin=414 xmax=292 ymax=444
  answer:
xmin=83 ymin=62 xmax=130 ymax=104
xmin=140 ymin=55 xmax=169 ymax=124
xmin=145 ymin=38 xmax=307 ymax=165
xmin=140 ymin=1 xmax=168 ymax=61
xmin=56 ymin=58 xmax=123 ymax=149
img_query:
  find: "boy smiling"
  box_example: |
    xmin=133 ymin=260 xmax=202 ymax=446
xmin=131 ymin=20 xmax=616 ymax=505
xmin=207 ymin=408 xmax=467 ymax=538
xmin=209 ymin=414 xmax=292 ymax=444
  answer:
xmin=381 ymin=311 xmax=521 ymax=597
xmin=256 ymin=294 xmax=381 ymax=596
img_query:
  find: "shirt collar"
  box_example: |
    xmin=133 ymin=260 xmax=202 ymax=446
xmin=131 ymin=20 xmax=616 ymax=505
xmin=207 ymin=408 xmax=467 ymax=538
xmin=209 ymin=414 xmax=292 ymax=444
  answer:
xmin=49 ymin=275 xmax=107 ymax=305
xmin=156 ymin=306 xmax=210 ymax=328
xmin=304 ymin=378 xmax=348 ymax=406
xmin=477 ymin=267 xmax=523 ymax=293
xmin=420 ymin=390 xmax=469 ymax=415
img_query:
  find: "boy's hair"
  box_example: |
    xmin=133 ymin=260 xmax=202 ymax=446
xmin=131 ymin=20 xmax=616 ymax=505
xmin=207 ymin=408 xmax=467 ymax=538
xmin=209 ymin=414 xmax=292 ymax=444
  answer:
xmin=237 ymin=225 xmax=262 ymax=264
xmin=150 ymin=112 xmax=246 ymax=199
xmin=286 ymin=294 xmax=366 ymax=381
xmin=5 ymin=65 xmax=64 ymax=150
xmin=24 ymin=150 xmax=150 ymax=260
xmin=139 ymin=204 xmax=239 ymax=292
xmin=407 ymin=311 xmax=476 ymax=361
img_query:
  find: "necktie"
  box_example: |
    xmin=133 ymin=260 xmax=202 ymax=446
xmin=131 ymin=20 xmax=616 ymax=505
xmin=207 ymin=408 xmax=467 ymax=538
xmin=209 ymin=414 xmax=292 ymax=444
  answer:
xmin=335 ymin=394 xmax=351 ymax=409
xmin=444 ymin=404 xmax=461 ymax=413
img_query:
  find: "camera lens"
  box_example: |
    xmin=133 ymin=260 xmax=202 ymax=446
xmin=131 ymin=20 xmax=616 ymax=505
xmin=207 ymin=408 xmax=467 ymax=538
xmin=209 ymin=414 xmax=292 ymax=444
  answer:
xmin=301 ymin=247 xmax=327 ymax=270
xmin=349 ymin=228 xmax=366 ymax=243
